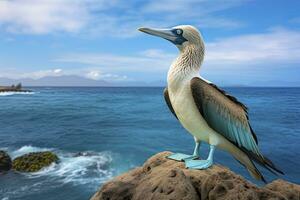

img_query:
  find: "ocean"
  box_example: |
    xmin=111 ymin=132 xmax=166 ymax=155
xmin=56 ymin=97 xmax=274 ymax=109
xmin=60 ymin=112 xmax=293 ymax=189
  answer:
xmin=0 ymin=87 xmax=299 ymax=200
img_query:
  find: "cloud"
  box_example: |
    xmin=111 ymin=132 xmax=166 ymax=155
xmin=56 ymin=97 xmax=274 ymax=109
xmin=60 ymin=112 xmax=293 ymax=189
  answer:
xmin=205 ymin=28 xmax=300 ymax=66
xmin=0 ymin=0 xmax=118 ymax=34
xmin=20 ymin=68 xmax=63 ymax=79
xmin=84 ymin=69 xmax=127 ymax=81
xmin=55 ymin=28 xmax=300 ymax=74
xmin=0 ymin=68 xmax=63 ymax=79
xmin=55 ymin=49 xmax=176 ymax=72
xmin=2 ymin=27 xmax=299 ymax=83
xmin=141 ymin=0 xmax=246 ymax=28
xmin=0 ymin=68 xmax=127 ymax=82
xmin=0 ymin=0 xmax=246 ymax=36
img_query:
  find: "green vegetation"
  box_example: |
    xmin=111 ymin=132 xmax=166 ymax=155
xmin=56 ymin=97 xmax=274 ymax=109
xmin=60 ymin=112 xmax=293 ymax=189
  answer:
xmin=12 ymin=151 xmax=59 ymax=172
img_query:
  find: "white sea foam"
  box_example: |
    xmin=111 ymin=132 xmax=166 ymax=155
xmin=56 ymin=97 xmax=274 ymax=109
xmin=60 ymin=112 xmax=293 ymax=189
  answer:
xmin=0 ymin=91 xmax=35 ymax=96
xmin=11 ymin=146 xmax=114 ymax=187
xmin=11 ymin=145 xmax=52 ymax=158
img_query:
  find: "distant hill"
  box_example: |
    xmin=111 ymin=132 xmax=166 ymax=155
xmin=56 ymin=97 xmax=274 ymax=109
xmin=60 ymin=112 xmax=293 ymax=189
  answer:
xmin=1 ymin=75 xmax=298 ymax=87
xmin=0 ymin=75 xmax=164 ymax=87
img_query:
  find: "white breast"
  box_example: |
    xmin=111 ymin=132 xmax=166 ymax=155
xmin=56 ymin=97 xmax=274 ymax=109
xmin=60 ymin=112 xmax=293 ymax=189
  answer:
xmin=168 ymin=75 xmax=212 ymax=143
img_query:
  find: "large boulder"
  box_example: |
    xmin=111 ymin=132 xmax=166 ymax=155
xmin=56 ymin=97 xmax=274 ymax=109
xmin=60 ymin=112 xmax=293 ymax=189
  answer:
xmin=91 ymin=151 xmax=300 ymax=200
xmin=12 ymin=151 xmax=59 ymax=172
xmin=0 ymin=150 xmax=12 ymax=172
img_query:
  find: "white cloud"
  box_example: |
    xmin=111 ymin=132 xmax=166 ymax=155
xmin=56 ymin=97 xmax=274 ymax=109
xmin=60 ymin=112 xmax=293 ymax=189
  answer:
xmin=55 ymin=28 xmax=300 ymax=74
xmin=20 ymin=68 xmax=63 ymax=79
xmin=84 ymin=69 xmax=127 ymax=81
xmin=55 ymin=50 xmax=176 ymax=72
xmin=142 ymin=0 xmax=246 ymax=28
xmin=205 ymin=28 xmax=300 ymax=66
xmin=0 ymin=0 xmax=118 ymax=34
xmin=0 ymin=0 xmax=85 ymax=34
xmin=0 ymin=68 xmax=127 ymax=82
xmin=85 ymin=70 xmax=101 ymax=80
xmin=0 ymin=0 xmax=246 ymax=36
xmin=53 ymin=69 xmax=62 ymax=73
xmin=2 ymin=27 xmax=299 ymax=82
xmin=142 ymin=0 xmax=246 ymax=14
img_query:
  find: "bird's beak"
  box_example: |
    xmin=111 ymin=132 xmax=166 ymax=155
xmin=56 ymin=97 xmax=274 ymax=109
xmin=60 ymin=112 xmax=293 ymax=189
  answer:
xmin=138 ymin=27 xmax=177 ymax=43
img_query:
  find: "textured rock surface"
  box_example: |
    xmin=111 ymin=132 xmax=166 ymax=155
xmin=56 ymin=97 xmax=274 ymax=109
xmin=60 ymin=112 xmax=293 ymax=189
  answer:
xmin=91 ymin=151 xmax=300 ymax=200
xmin=0 ymin=150 xmax=12 ymax=172
xmin=12 ymin=151 xmax=59 ymax=172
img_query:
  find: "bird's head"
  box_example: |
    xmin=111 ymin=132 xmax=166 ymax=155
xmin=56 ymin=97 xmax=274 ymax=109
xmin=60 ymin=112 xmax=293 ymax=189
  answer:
xmin=138 ymin=25 xmax=204 ymax=52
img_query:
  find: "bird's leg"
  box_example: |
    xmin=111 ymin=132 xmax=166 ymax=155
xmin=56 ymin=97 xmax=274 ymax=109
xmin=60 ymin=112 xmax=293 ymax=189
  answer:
xmin=166 ymin=141 xmax=200 ymax=161
xmin=192 ymin=141 xmax=200 ymax=157
xmin=185 ymin=145 xmax=215 ymax=169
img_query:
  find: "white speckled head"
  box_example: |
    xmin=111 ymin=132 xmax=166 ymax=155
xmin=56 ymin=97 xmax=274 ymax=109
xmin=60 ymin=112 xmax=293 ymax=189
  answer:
xmin=139 ymin=25 xmax=205 ymax=76
xmin=139 ymin=25 xmax=204 ymax=52
xmin=172 ymin=25 xmax=205 ymax=52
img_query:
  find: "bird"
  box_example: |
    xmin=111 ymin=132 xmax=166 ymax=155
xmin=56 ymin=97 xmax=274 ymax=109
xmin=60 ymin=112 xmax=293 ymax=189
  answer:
xmin=138 ymin=25 xmax=283 ymax=182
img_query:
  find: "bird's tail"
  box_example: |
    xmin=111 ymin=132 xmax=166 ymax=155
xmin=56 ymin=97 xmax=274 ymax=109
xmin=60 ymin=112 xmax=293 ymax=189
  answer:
xmin=243 ymin=149 xmax=284 ymax=176
xmin=223 ymin=142 xmax=266 ymax=182
xmin=220 ymin=140 xmax=283 ymax=183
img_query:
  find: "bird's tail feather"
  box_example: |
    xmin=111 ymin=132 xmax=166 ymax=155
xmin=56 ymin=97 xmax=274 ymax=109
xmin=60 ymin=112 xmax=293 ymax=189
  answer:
xmin=232 ymin=146 xmax=283 ymax=183
xmin=244 ymin=150 xmax=284 ymax=175
xmin=220 ymin=140 xmax=267 ymax=182
xmin=220 ymin=138 xmax=283 ymax=182
xmin=247 ymin=164 xmax=266 ymax=183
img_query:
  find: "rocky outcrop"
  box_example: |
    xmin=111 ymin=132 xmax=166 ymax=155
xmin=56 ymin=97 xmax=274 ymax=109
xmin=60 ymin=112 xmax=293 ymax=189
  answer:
xmin=0 ymin=150 xmax=12 ymax=172
xmin=91 ymin=151 xmax=300 ymax=200
xmin=0 ymin=88 xmax=31 ymax=92
xmin=12 ymin=151 xmax=59 ymax=172
xmin=0 ymin=84 xmax=31 ymax=93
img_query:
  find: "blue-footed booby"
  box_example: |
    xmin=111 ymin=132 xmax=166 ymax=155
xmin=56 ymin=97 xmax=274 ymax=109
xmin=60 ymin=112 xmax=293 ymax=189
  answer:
xmin=138 ymin=25 xmax=283 ymax=182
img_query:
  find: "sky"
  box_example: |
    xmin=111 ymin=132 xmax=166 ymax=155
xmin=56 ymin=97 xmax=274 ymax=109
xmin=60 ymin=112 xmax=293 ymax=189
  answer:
xmin=0 ymin=0 xmax=300 ymax=86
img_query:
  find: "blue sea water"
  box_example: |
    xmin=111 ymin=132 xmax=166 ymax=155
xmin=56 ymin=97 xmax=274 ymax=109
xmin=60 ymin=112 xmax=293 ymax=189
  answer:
xmin=0 ymin=87 xmax=299 ymax=200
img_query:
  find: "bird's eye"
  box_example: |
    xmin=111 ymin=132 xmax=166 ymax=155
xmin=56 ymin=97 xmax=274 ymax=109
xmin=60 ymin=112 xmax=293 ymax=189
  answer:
xmin=176 ymin=29 xmax=182 ymax=35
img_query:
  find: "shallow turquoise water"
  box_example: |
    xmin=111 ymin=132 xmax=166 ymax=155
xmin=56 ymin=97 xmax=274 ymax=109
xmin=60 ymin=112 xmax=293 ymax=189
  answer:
xmin=0 ymin=87 xmax=299 ymax=200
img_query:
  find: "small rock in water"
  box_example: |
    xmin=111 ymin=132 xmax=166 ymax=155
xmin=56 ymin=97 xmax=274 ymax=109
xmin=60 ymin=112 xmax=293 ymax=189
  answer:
xmin=74 ymin=151 xmax=97 ymax=157
xmin=12 ymin=151 xmax=59 ymax=172
xmin=0 ymin=150 xmax=12 ymax=172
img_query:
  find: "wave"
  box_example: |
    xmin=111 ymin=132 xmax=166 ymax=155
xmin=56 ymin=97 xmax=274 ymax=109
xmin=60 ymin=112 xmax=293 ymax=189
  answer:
xmin=0 ymin=91 xmax=35 ymax=96
xmin=10 ymin=146 xmax=114 ymax=187
xmin=10 ymin=145 xmax=53 ymax=159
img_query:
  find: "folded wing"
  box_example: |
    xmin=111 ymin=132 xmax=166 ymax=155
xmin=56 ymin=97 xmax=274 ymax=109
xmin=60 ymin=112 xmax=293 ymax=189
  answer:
xmin=190 ymin=77 xmax=283 ymax=175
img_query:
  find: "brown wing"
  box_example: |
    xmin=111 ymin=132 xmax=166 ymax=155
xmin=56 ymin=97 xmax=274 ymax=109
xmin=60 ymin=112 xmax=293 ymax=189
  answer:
xmin=190 ymin=77 xmax=283 ymax=175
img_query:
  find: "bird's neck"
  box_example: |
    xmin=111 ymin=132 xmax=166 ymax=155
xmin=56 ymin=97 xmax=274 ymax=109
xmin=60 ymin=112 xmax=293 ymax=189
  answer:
xmin=167 ymin=45 xmax=204 ymax=90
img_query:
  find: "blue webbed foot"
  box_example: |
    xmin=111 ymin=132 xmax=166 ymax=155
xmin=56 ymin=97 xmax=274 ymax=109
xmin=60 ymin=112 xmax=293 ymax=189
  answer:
xmin=167 ymin=141 xmax=201 ymax=161
xmin=185 ymin=159 xmax=213 ymax=169
xmin=167 ymin=153 xmax=198 ymax=161
xmin=185 ymin=144 xmax=216 ymax=170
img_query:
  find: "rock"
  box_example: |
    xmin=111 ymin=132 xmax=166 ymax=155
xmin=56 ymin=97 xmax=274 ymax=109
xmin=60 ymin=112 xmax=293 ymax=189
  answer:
xmin=74 ymin=152 xmax=96 ymax=157
xmin=12 ymin=151 xmax=59 ymax=172
xmin=91 ymin=151 xmax=300 ymax=200
xmin=0 ymin=150 xmax=12 ymax=172
xmin=0 ymin=88 xmax=31 ymax=93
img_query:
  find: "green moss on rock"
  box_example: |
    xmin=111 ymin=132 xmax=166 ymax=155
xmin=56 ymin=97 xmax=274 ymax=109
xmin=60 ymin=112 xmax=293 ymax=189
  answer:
xmin=12 ymin=151 xmax=59 ymax=172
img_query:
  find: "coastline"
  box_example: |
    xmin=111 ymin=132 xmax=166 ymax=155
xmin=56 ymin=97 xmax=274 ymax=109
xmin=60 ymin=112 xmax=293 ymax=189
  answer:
xmin=0 ymin=88 xmax=32 ymax=93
